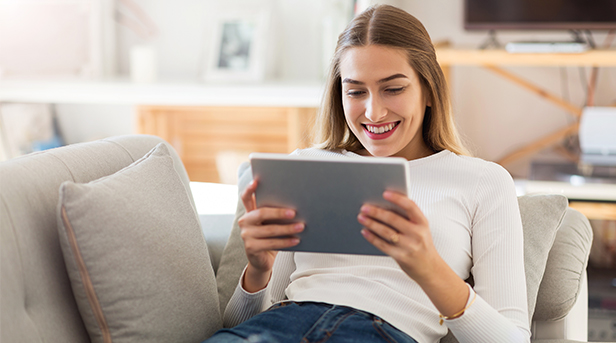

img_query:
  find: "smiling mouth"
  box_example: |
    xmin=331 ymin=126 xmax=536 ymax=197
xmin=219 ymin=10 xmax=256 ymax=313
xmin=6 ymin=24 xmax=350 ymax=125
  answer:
xmin=362 ymin=121 xmax=400 ymax=134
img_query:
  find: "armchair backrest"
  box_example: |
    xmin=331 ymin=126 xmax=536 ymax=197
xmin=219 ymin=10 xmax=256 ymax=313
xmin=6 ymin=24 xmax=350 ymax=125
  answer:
xmin=0 ymin=135 xmax=189 ymax=343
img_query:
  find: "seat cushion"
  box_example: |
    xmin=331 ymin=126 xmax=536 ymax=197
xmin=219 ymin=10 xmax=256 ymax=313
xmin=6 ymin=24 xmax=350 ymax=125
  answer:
xmin=57 ymin=143 xmax=221 ymax=343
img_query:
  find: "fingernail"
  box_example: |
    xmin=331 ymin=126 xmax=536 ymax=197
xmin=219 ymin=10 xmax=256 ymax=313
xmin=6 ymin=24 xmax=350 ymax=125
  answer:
xmin=361 ymin=229 xmax=370 ymax=237
xmin=291 ymin=238 xmax=300 ymax=245
xmin=294 ymin=223 xmax=304 ymax=232
xmin=360 ymin=205 xmax=370 ymax=214
xmin=358 ymin=214 xmax=367 ymax=223
xmin=286 ymin=210 xmax=295 ymax=218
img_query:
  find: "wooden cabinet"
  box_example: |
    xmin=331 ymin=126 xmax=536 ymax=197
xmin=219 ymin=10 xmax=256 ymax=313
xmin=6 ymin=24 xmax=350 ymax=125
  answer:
xmin=137 ymin=105 xmax=317 ymax=182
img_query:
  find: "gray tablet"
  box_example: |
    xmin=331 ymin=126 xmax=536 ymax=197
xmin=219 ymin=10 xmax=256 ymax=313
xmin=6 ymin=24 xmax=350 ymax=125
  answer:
xmin=250 ymin=152 xmax=410 ymax=256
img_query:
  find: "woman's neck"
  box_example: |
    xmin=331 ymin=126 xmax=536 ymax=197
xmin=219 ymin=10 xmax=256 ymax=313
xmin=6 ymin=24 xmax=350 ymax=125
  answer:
xmin=354 ymin=142 xmax=435 ymax=161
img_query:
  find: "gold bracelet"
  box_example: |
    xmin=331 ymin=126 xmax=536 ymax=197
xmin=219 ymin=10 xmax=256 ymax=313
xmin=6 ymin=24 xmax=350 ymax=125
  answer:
xmin=439 ymin=291 xmax=477 ymax=325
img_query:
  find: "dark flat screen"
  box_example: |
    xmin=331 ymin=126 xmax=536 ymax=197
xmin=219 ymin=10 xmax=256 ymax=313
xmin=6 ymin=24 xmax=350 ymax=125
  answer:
xmin=465 ymin=0 xmax=616 ymax=30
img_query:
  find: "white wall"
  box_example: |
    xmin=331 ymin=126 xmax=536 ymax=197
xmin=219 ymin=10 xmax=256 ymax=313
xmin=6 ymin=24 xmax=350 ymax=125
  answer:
xmin=56 ymin=0 xmax=335 ymax=147
xmin=114 ymin=0 xmax=334 ymax=82
xmin=55 ymin=0 xmax=616 ymax=177
xmin=55 ymin=104 xmax=135 ymax=144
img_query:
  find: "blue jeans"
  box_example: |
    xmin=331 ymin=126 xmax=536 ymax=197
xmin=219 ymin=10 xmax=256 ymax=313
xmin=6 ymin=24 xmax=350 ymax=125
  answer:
xmin=204 ymin=301 xmax=418 ymax=343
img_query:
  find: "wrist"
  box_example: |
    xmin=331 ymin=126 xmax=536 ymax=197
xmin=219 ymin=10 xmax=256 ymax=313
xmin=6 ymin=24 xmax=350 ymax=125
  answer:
xmin=411 ymin=249 xmax=447 ymax=285
xmin=243 ymin=263 xmax=272 ymax=293
xmin=415 ymin=257 xmax=470 ymax=318
xmin=439 ymin=285 xmax=476 ymax=325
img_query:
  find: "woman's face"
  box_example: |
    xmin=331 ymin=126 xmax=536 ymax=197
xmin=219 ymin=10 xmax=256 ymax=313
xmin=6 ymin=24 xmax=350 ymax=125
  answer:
xmin=339 ymin=45 xmax=431 ymax=160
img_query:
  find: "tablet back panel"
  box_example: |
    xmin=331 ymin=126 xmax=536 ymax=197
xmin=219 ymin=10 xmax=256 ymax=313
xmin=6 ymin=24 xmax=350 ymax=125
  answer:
xmin=251 ymin=153 xmax=409 ymax=256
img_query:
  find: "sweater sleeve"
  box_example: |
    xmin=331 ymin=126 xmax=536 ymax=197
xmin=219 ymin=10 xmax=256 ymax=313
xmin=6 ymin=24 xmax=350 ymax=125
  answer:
xmin=223 ymin=252 xmax=295 ymax=327
xmin=444 ymin=163 xmax=531 ymax=342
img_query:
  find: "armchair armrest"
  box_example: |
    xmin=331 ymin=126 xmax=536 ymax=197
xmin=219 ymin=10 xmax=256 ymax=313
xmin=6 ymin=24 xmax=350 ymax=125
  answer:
xmin=532 ymin=272 xmax=588 ymax=341
xmin=530 ymin=206 xmax=592 ymax=342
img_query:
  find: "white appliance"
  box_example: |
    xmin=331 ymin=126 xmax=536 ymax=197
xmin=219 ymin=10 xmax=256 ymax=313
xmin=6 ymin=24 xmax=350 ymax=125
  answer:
xmin=579 ymin=107 xmax=616 ymax=166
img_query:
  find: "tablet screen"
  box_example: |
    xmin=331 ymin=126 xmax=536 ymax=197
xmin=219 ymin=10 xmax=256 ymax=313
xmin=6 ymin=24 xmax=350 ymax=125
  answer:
xmin=250 ymin=152 xmax=410 ymax=255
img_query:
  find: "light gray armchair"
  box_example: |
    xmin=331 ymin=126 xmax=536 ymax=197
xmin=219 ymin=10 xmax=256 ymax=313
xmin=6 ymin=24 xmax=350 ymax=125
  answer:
xmin=1 ymin=135 xmax=593 ymax=343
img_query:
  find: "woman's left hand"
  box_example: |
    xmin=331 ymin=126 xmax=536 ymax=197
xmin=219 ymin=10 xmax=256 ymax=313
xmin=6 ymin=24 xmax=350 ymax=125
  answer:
xmin=358 ymin=190 xmax=440 ymax=283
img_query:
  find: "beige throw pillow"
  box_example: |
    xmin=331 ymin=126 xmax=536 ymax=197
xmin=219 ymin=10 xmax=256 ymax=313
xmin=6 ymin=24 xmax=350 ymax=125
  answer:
xmin=57 ymin=143 xmax=221 ymax=343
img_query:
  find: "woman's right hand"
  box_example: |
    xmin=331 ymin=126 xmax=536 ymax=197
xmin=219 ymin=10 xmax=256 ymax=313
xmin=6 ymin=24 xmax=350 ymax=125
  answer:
xmin=238 ymin=179 xmax=303 ymax=292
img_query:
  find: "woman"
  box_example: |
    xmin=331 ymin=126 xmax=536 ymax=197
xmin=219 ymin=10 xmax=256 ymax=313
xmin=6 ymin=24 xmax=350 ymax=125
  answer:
xmin=206 ymin=4 xmax=530 ymax=343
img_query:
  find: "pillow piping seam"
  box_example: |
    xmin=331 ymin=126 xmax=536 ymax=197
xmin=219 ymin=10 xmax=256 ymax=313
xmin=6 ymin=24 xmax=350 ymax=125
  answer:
xmin=61 ymin=205 xmax=112 ymax=343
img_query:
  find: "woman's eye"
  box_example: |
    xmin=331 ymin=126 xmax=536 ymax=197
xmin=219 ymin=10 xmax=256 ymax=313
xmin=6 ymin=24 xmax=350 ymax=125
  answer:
xmin=385 ymin=87 xmax=404 ymax=94
xmin=346 ymin=90 xmax=365 ymax=97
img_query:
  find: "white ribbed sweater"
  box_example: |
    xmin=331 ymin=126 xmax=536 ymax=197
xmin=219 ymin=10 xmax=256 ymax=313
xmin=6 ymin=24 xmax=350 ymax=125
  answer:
xmin=224 ymin=149 xmax=531 ymax=343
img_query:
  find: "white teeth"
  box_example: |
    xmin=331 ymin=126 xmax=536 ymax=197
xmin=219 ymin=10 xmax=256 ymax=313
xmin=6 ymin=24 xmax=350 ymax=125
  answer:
xmin=366 ymin=122 xmax=397 ymax=134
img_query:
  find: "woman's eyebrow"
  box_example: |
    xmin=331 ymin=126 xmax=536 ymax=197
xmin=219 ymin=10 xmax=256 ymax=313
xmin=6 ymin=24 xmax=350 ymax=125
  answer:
xmin=342 ymin=78 xmax=364 ymax=85
xmin=378 ymin=73 xmax=408 ymax=83
xmin=342 ymin=73 xmax=409 ymax=85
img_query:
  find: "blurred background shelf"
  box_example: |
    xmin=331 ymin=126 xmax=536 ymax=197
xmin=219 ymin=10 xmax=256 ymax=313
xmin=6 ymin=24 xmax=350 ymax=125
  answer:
xmin=0 ymin=79 xmax=323 ymax=107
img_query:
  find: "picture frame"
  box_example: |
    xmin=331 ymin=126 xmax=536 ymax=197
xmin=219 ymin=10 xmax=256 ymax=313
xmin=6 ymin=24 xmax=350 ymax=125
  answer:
xmin=204 ymin=9 xmax=270 ymax=83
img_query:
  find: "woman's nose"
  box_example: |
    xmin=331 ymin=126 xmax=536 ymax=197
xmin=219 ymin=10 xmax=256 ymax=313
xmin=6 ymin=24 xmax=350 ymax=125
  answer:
xmin=365 ymin=95 xmax=387 ymax=122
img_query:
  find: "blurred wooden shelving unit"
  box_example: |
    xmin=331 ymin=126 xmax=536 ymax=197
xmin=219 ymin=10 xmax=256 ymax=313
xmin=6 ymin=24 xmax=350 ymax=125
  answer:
xmin=137 ymin=105 xmax=316 ymax=182
xmin=436 ymin=47 xmax=616 ymax=166
xmin=569 ymin=202 xmax=616 ymax=221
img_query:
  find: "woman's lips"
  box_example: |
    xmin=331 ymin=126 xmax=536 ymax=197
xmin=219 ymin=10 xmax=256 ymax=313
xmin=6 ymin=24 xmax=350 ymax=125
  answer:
xmin=362 ymin=121 xmax=400 ymax=140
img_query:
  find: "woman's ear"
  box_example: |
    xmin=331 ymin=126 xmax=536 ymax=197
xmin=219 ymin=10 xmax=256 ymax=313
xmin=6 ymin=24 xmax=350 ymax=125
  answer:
xmin=421 ymin=85 xmax=432 ymax=107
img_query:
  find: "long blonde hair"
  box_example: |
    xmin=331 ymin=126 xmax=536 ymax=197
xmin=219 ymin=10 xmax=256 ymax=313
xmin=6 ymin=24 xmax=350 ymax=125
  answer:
xmin=314 ymin=5 xmax=470 ymax=156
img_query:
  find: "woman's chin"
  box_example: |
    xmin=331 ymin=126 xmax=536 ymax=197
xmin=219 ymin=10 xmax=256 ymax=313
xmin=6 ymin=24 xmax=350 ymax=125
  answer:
xmin=362 ymin=146 xmax=396 ymax=158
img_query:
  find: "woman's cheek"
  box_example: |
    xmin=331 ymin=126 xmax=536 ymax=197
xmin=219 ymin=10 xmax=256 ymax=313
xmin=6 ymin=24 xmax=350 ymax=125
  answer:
xmin=344 ymin=101 xmax=362 ymax=119
xmin=343 ymin=103 xmax=364 ymax=130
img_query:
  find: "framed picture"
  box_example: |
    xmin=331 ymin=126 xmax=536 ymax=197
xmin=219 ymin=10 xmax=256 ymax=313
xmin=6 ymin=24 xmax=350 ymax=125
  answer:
xmin=204 ymin=9 xmax=270 ymax=83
